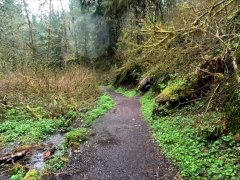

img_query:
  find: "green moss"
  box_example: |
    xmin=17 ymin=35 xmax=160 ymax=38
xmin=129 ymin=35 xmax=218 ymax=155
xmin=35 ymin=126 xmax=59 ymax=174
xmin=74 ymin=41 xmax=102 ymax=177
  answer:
xmin=140 ymin=92 xmax=155 ymax=121
xmin=83 ymin=93 xmax=114 ymax=125
xmin=23 ymin=170 xmax=40 ymax=180
xmin=156 ymin=77 xmax=193 ymax=103
xmin=161 ymin=79 xmax=185 ymax=100
xmin=154 ymin=77 xmax=195 ymax=116
xmin=64 ymin=128 xmax=89 ymax=147
xmin=141 ymin=93 xmax=239 ymax=179
xmin=115 ymin=87 xmax=138 ymax=97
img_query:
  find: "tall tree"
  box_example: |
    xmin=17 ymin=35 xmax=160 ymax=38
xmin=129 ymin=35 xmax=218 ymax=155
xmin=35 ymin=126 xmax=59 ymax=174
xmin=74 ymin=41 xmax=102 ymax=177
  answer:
xmin=22 ymin=0 xmax=36 ymax=62
xmin=0 ymin=0 xmax=25 ymax=71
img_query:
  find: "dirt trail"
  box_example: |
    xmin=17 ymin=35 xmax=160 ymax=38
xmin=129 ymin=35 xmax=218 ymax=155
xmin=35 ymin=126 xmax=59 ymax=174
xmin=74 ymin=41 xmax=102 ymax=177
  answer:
xmin=53 ymin=89 xmax=178 ymax=180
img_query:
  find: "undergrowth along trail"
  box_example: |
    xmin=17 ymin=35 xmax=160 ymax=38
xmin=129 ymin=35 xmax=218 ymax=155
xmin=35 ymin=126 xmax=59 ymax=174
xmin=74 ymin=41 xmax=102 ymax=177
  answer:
xmin=54 ymin=88 xmax=178 ymax=180
xmin=140 ymin=93 xmax=240 ymax=179
xmin=0 ymin=91 xmax=115 ymax=180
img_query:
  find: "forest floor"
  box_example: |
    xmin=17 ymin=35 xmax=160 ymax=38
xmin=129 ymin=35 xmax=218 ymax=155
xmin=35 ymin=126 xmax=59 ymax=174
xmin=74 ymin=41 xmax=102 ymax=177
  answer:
xmin=49 ymin=88 xmax=179 ymax=180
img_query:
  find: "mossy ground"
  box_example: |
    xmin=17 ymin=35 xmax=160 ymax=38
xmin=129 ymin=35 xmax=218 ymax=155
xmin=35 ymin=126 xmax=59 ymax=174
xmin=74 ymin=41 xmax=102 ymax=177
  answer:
xmin=108 ymin=85 xmax=138 ymax=97
xmin=83 ymin=93 xmax=115 ymax=125
xmin=64 ymin=128 xmax=90 ymax=147
xmin=23 ymin=169 xmax=40 ymax=180
xmin=141 ymin=93 xmax=240 ymax=179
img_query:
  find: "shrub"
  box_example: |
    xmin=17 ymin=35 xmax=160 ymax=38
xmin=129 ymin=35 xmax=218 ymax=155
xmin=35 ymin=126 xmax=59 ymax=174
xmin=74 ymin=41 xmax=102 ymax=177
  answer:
xmin=0 ymin=67 xmax=100 ymax=118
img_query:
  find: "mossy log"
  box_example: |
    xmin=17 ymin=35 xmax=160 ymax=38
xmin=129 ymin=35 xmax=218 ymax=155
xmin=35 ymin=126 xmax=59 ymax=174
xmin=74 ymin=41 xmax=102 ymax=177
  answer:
xmin=153 ymin=77 xmax=194 ymax=116
xmin=138 ymin=77 xmax=153 ymax=93
xmin=153 ymin=58 xmax=233 ymax=116
xmin=138 ymin=73 xmax=170 ymax=93
xmin=114 ymin=65 xmax=143 ymax=87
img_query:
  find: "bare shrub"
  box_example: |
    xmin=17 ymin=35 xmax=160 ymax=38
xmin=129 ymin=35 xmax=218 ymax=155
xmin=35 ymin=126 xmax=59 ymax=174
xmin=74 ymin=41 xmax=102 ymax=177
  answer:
xmin=0 ymin=67 xmax=100 ymax=117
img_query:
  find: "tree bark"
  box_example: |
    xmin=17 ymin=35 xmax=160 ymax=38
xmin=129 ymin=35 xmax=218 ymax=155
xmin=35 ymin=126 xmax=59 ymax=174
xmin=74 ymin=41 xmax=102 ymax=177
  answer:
xmin=22 ymin=0 xmax=36 ymax=62
xmin=60 ymin=0 xmax=68 ymax=53
xmin=48 ymin=0 xmax=52 ymax=58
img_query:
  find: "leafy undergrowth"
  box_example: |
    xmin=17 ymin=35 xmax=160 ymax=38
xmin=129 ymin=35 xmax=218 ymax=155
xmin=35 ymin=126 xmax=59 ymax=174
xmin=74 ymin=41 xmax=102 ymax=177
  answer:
xmin=0 ymin=108 xmax=70 ymax=149
xmin=83 ymin=93 xmax=115 ymax=125
xmin=64 ymin=128 xmax=90 ymax=147
xmin=41 ymin=93 xmax=114 ymax=174
xmin=0 ymin=92 xmax=113 ymax=151
xmin=141 ymin=93 xmax=240 ymax=179
xmin=108 ymin=85 xmax=138 ymax=97
xmin=43 ymin=142 xmax=69 ymax=173
xmin=5 ymin=93 xmax=114 ymax=179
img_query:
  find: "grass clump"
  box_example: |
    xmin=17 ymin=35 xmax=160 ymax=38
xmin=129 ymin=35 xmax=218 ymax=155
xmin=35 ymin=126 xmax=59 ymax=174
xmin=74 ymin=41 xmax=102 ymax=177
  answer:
xmin=10 ymin=169 xmax=25 ymax=180
xmin=64 ymin=128 xmax=90 ymax=147
xmin=44 ymin=154 xmax=68 ymax=172
xmin=83 ymin=93 xmax=114 ymax=125
xmin=115 ymin=87 xmax=138 ymax=97
xmin=141 ymin=93 xmax=239 ymax=179
xmin=23 ymin=169 xmax=40 ymax=180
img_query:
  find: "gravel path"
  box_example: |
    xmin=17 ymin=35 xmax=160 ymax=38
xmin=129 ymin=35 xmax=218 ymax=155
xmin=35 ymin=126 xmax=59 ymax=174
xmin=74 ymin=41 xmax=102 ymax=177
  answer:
xmin=52 ymin=89 xmax=179 ymax=180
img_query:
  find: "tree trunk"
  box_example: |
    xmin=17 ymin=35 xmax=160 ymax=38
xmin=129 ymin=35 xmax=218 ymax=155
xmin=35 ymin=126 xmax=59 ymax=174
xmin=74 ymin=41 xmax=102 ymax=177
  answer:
xmin=22 ymin=0 xmax=36 ymax=62
xmin=60 ymin=0 xmax=68 ymax=54
xmin=48 ymin=0 xmax=52 ymax=58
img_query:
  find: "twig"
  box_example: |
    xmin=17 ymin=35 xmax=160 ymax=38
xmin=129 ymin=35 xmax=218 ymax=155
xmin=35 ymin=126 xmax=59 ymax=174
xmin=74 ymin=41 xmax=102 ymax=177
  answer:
xmin=173 ymin=97 xmax=207 ymax=110
xmin=205 ymin=84 xmax=220 ymax=113
xmin=20 ymin=102 xmax=41 ymax=120
xmin=190 ymin=64 xmax=215 ymax=75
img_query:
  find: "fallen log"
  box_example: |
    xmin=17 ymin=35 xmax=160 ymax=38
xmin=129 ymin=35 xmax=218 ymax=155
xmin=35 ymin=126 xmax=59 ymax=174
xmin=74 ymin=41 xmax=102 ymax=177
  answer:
xmin=0 ymin=145 xmax=45 ymax=165
xmin=0 ymin=149 xmax=29 ymax=164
